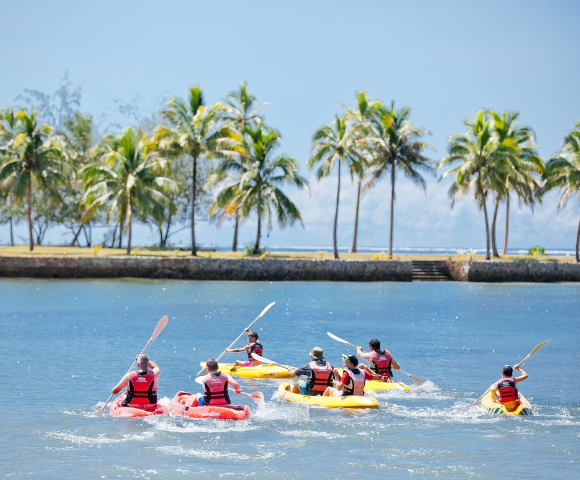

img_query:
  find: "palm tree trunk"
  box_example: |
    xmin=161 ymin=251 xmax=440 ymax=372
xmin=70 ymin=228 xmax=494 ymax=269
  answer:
xmin=491 ymin=195 xmax=500 ymax=257
xmin=253 ymin=213 xmax=261 ymax=255
xmin=126 ymin=205 xmax=132 ymax=255
xmin=388 ymin=161 xmax=395 ymax=260
xmin=70 ymin=223 xmax=84 ymax=246
xmin=118 ymin=217 xmax=124 ymax=249
xmin=27 ymin=174 xmax=34 ymax=252
xmin=351 ymin=174 xmax=362 ymax=253
xmin=575 ymin=213 xmax=580 ymax=263
xmin=9 ymin=216 xmax=14 ymax=246
xmin=333 ymin=160 xmax=341 ymax=260
xmin=191 ymin=154 xmax=198 ymax=256
xmin=502 ymin=194 xmax=510 ymax=257
xmin=111 ymin=222 xmax=118 ymax=248
xmin=482 ymin=192 xmax=491 ymax=261
xmin=232 ymin=214 xmax=239 ymax=252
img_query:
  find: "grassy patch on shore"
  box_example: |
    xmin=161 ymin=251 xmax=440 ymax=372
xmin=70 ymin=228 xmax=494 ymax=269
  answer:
xmin=0 ymin=246 xmax=575 ymax=263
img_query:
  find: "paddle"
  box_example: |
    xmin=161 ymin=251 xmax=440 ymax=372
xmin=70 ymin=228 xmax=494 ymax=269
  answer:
xmin=197 ymin=302 xmax=276 ymax=376
xmin=194 ymin=376 xmax=264 ymax=404
xmin=96 ymin=315 xmax=169 ymax=416
xmin=251 ymin=352 xmax=294 ymax=371
xmin=470 ymin=340 xmax=550 ymax=406
xmin=326 ymin=331 xmax=427 ymax=385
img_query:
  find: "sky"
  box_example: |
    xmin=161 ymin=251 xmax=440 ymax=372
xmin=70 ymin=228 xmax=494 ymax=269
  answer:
xmin=1 ymin=1 xmax=580 ymax=251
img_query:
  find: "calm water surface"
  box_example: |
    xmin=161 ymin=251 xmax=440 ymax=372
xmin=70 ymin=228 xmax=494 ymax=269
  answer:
xmin=1 ymin=280 xmax=579 ymax=479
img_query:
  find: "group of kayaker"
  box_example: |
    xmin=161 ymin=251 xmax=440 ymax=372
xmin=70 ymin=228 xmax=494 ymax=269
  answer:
xmin=112 ymin=329 xmax=529 ymax=413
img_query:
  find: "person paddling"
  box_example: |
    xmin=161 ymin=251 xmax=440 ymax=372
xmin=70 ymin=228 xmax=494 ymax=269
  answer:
xmin=356 ymin=338 xmax=400 ymax=382
xmin=288 ymin=347 xmax=334 ymax=396
xmin=111 ymin=354 xmax=160 ymax=409
xmin=225 ymin=330 xmax=263 ymax=369
xmin=324 ymin=354 xmax=378 ymax=397
xmin=194 ymin=359 xmax=241 ymax=406
xmin=490 ymin=364 xmax=528 ymax=412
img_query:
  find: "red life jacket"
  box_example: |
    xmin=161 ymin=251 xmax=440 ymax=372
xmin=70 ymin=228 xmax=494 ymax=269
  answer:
xmin=247 ymin=342 xmax=264 ymax=362
xmin=125 ymin=370 xmax=157 ymax=407
xmin=342 ymin=368 xmax=366 ymax=396
xmin=368 ymin=349 xmax=393 ymax=379
xmin=497 ymin=377 xmax=519 ymax=403
xmin=202 ymin=372 xmax=231 ymax=406
xmin=307 ymin=360 xmax=334 ymax=393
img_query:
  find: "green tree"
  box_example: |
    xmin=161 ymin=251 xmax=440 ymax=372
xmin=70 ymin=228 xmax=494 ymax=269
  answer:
xmin=308 ymin=114 xmax=358 ymax=259
xmin=81 ymin=127 xmax=177 ymax=254
xmin=156 ymin=86 xmax=232 ymax=255
xmin=0 ymin=108 xmax=71 ymax=251
xmin=343 ymin=91 xmax=381 ymax=253
xmin=364 ymin=102 xmax=434 ymax=259
xmin=543 ymin=120 xmax=580 ymax=262
xmin=488 ymin=111 xmax=543 ymax=257
xmin=225 ymin=125 xmax=307 ymax=254
xmin=438 ymin=110 xmax=514 ymax=260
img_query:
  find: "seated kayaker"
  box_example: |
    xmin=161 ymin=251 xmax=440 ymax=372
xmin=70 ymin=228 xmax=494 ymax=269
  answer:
xmin=111 ymin=354 xmax=160 ymax=409
xmin=288 ymin=347 xmax=334 ymax=396
xmin=490 ymin=364 xmax=528 ymax=412
xmin=324 ymin=354 xmax=378 ymax=397
xmin=225 ymin=330 xmax=263 ymax=369
xmin=195 ymin=359 xmax=241 ymax=406
xmin=356 ymin=338 xmax=400 ymax=382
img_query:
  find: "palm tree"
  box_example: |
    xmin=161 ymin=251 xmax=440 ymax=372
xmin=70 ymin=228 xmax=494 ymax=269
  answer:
xmin=486 ymin=111 xmax=542 ymax=257
xmin=438 ymin=110 xmax=514 ymax=260
xmin=308 ymin=114 xmax=358 ymax=259
xmin=230 ymin=125 xmax=307 ymax=254
xmin=0 ymin=108 xmax=71 ymax=251
xmin=156 ymin=86 xmax=232 ymax=255
xmin=219 ymin=83 xmax=269 ymax=251
xmin=364 ymin=102 xmax=434 ymax=259
xmin=343 ymin=91 xmax=381 ymax=253
xmin=543 ymin=120 xmax=580 ymax=262
xmin=81 ymin=127 xmax=177 ymax=254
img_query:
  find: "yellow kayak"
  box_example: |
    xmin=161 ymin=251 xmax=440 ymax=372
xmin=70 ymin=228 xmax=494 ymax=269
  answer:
xmin=480 ymin=390 xmax=533 ymax=416
xmin=199 ymin=362 xmax=292 ymax=378
xmin=335 ymin=369 xmax=411 ymax=392
xmin=277 ymin=382 xmax=379 ymax=409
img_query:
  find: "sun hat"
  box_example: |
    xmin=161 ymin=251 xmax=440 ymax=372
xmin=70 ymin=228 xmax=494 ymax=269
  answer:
xmin=309 ymin=347 xmax=324 ymax=359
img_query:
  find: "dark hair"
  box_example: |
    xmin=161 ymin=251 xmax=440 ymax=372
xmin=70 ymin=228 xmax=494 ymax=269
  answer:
xmin=502 ymin=365 xmax=513 ymax=377
xmin=207 ymin=359 xmax=219 ymax=372
xmin=369 ymin=339 xmax=381 ymax=350
xmin=248 ymin=331 xmax=259 ymax=340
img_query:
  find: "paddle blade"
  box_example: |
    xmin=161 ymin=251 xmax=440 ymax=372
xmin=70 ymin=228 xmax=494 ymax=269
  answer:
xmin=250 ymin=391 xmax=265 ymax=404
xmin=194 ymin=376 xmax=204 ymax=384
xmin=151 ymin=315 xmax=168 ymax=342
xmin=409 ymin=375 xmax=427 ymax=386
xmin=327 ymin=331 xmax=357 ymax=349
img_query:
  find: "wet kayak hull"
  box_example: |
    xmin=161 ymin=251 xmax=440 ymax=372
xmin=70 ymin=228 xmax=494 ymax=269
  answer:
xmin=171 ymin=391 xmax=251 ymax=420
xmin=110 ymin=394 xmax=168 ymax=417
xmin=277 ymin=382 xmax=379 ymax=409
xmin=480 ymin=390 xmax=533 ymax=416
xmin=200 ymin=362 xmax=292 ymax=378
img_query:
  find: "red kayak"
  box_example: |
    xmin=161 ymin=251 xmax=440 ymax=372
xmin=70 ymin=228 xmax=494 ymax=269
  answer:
xmin=171 ymin=391 xmax=251 ymax=420
xmin=110 ymin=393 xmax=168 ymax=417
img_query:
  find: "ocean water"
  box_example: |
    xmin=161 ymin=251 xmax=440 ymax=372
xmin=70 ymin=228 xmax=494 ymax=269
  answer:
xmin=1 ymin=279 xmax=579 ymax=479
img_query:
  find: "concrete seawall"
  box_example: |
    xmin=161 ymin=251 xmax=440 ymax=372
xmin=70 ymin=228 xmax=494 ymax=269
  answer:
xmin=0 ymin=256 xmax=413 ymax=281
xmin=447 ymin=260 xmax=580 ymax=282
xmin=0 ymin=256 xmax=579 ymax=282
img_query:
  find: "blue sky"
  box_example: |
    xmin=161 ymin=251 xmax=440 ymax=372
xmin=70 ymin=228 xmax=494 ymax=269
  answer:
xmin=1 ymin=1 xmax=579 ymax=251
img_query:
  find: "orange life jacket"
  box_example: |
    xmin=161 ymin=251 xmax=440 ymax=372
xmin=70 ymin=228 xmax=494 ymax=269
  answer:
xmin=202 ymin=372 xmax=231 ymax=406
xmin=342 ymin=368 xmax=366 ymax=396
xmin=307 ymin=360 xmax=334 ymax=393
xmin=497 ymin=377 xmax=519 ymax=403
xmin=125 ymin=370 xmax=157 ymax=407
xmin=247 ymin=342 xmax=263 ymax=362
xmin=368 ymin=349 xmax=393 ymax=379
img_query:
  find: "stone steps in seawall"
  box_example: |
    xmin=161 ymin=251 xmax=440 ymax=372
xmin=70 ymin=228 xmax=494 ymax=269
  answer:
xmin=412 ymin=261 xmax=452 ymax=281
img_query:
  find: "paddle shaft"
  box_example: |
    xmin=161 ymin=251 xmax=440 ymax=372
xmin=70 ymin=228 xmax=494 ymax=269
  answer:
xmin=197 ymin=302 xmax=275 ymax=376
xmin=98 ymin=315 xmax=168 ymax=416
xmin=327 ymin=331 xmax=426 ymax=385
xmin=251 ymin=353 xmax=294 ymax=371
xmin=471 ymin=340 xmax=549 ymax=406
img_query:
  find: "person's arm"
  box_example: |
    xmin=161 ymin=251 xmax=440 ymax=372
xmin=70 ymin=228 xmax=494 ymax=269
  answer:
xmin=228 ymin=375 xmax=242 ymax=394
xmin=111 ymin=373 xmax=129 ymax=395
xmin=289 ymin=365 xmax=310 ymax=377
xmin=334 ymin=371 xmax=349 ymax=391
xmin=356 ymin=347 xmax=372 ymax=361
xmin=513 ymin=365 xmax=528 ymax=384
xmin=390 ymin=357 xmax=400 ymax=370
xmin=225 ymin=344 xmax=250 ymax=353
xmin=364 ymin=370 xmax=379 ymax=381
xmin=149 ymin=361 xmax=160 ymax=375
